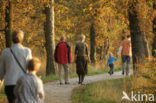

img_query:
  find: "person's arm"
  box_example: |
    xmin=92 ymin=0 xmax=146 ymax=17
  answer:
xmin=85 ymin=44 xmax=90 ymax=62
xmin=0 ymin=80 xmax=4 ymax=90
xmin=74 ymin=44 xmax=78 ymax=62
xmin=113 ymin=57 xmax=118 ymax=61
xmin=66 ymin=43 xmax=71 ymax=63
xmin=117 ymin=46 xmax=123 ymax=55
xmin=37 ymin=79 xmax=45 ymax=101
xmin=27 ymin=49 xmax=32 ymax=60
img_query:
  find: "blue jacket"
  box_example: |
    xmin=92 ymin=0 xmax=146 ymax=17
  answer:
xmin=107 ymin=56 xmax=118 ymax=66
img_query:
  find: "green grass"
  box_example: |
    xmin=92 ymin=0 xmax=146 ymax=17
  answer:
xmin=72 ymin=78 xmax=132 ymax=103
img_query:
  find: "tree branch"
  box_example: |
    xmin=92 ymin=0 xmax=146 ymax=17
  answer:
xmin=0 ymin=29 xmax=5 ymax=32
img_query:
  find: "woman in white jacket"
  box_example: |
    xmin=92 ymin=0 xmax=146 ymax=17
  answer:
xmin=0 ymin=30 xmax=32 ymax=103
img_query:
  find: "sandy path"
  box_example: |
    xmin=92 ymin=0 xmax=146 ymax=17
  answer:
xmin=44 ymin=70 xmax=133 ymax=103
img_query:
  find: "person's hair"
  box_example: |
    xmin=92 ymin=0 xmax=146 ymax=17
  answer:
xmin=109 ymin=52 xmax=112 ymax=57
xmin=12 ymin=30 xmax=24 ymax=43
xmin=60 ymin=36 xmax=66 ymax=41
xmin=27 ymin=58 xmax=41 ymax=71
xmin=127 ymin=35 xmax=131 ymax=38
xmin=121 ymin=36 xmax=125 ymax=40
xmin=80 ymin=34 xmax=86 ymax=41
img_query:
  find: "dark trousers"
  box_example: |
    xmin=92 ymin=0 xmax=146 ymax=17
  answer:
xmin=122 ymin=56 xmax=131 ymax=74
xmin=5 ymin=85 xmax=16 ymax=103
xmin=109 ymin=64 xmax=114 ymax=74
xmin=78 ymin=74 xmax=85 ymax=84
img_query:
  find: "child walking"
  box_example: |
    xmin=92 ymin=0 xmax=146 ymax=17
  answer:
xmin=107 ymin=52 xmax=118 ymax=75
xmin=14 ymin=58 xmax=44 ymax=103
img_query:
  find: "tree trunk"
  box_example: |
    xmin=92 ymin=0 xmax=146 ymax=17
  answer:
xmin=44 ymin=0 xmax=56 ymax=76
xmin=4 ymin=0 xmax=13 ymax=47
xmin=152 ymin=0 xmax=156 ymax=57
xmin=103 ymin=37 xmax=109 ymax=60
xmin=128 ymin=0 xmax=149 ymax=71
xmin=90 ymin=23 xmax=96 ymax=63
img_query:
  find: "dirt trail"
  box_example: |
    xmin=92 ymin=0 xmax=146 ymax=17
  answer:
xmin=44 ymin=70 xmax=133 ymax=103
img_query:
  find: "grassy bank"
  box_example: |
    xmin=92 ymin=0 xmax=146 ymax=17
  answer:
xmin=72 ymin=78 xmax=132 ymax=103
xmin=72 ymin=72 xmax=156 ymax=103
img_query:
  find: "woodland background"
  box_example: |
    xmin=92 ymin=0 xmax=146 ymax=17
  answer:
xmin=0 ymin=0 xmax=156 ymax=102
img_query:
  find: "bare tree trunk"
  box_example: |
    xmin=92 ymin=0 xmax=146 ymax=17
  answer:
xmin=4 ymin=0 xmax=13 ymax=47
xmin=152 ymin=0 xmax=156 ymax=57
xmin=128 ymin=0 xmax=149 ymax=72
xmin=90 ymin=23 xmax=96 ymax=63
xmin=103 ymin=37 xmax=109 ymax=60
xmin=44 ymin=0 xmax=56 ymax=76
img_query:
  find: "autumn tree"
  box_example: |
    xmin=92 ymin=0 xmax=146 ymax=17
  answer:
xmin=44 ymin=0 xmax=56 ymax=75
xmin=128 ymin=0 xmax=150 ymax=71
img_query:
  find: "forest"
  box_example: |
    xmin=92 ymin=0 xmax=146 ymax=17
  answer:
xmin=0 ymin=0 xmax=156 ymax=103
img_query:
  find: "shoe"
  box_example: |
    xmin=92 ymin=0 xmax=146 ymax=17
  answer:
xmin=78 ymin=82 xmax=81 ymax=84
xmin=108 ymin=71 xmax=110 ymax=74
xmin=80 ymin=82 xmax=84 ymax=85
xmin=65 ymin=82 xmax=70 ymax=85
xmin=122 ymin=72 xmax=124 ymax=75
xmin=126 ymin=72 xmax=129 ymax=76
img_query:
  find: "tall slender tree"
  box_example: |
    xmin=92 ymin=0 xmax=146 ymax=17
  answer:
xmin=152 ymin=0 xmax=156 ymax=57
xmin=5 ymin=0 xmax=13 ymax=47
xmin=128 ymin=0 xmax=149 ymax=71
xmin=90 ymin=23 xmax=96 ymax=63
xmin=44 ymin=0 xmax=56 ymax=76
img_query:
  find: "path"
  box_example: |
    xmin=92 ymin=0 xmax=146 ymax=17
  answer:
xmin=44 ymin=70 xmax=133 ymax=103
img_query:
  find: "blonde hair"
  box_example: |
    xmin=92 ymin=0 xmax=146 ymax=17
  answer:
xmin=80 ymin=34 xmax=86 ymax=41
xmin=109 ymin=52 xmax=113 ymax=57
xmin=12 ymin=30 xmax=24 ymax=43
xmin=27 ymin=58 xmax=41 ymax=71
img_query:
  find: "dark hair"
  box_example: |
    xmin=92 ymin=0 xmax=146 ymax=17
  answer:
xmin=127 ymin=35 xmax=131 ymax=38
xmin=122 ymin=36 xmax=125 ymax=40
xmin=12 ymin=30 xmax=24 ymax=43
xmin=27 ymin=58 xmax=41 ymax=71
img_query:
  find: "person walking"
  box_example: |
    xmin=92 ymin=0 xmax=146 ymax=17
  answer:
xmin=106 ymin=52 xmax=118 ymax=75
xmin=118 ymin=35 xmax=131 ymax=75
xmin=75 ymin=35 xmax=89 ymax=85
xmin=54 ymin=36 xmax=71 ymax=85
xmin=14 ymin=58 xmax=44 ymax=103
xmin=0 ymin=30 xmax=32 ymax=103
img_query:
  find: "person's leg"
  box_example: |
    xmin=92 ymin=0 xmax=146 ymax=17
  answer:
xmin=81 ymin=74 xmax=85 ymax=84
xmin=122 ymin=56 xmax=126 ymax=75
xmin=110 ymin=64 xmax=114 ymax=75
xmin=58 ymin=64 xmax=63 ymax=84
xmin=108 ymin=64 xmax=111 ymax=75
xmin=63 ymin=64 xmax=69 ymax=84
xmin=78 ymin=74 xmax=81 ymax=84
xmin=4 ymin=85 xmax=16 ymax=103
xmin=126 ymin=56 xmax=131 ymax=75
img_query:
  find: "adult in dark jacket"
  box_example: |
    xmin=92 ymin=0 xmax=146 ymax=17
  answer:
xmin=75 ymin=35 xmax=89 ymax=85
xmin=54 ymin=36 xmax=71 ymax=85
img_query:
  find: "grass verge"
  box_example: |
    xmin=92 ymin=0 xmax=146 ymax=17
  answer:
xmin=72 ymin=78 xmax=132 ymax=103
